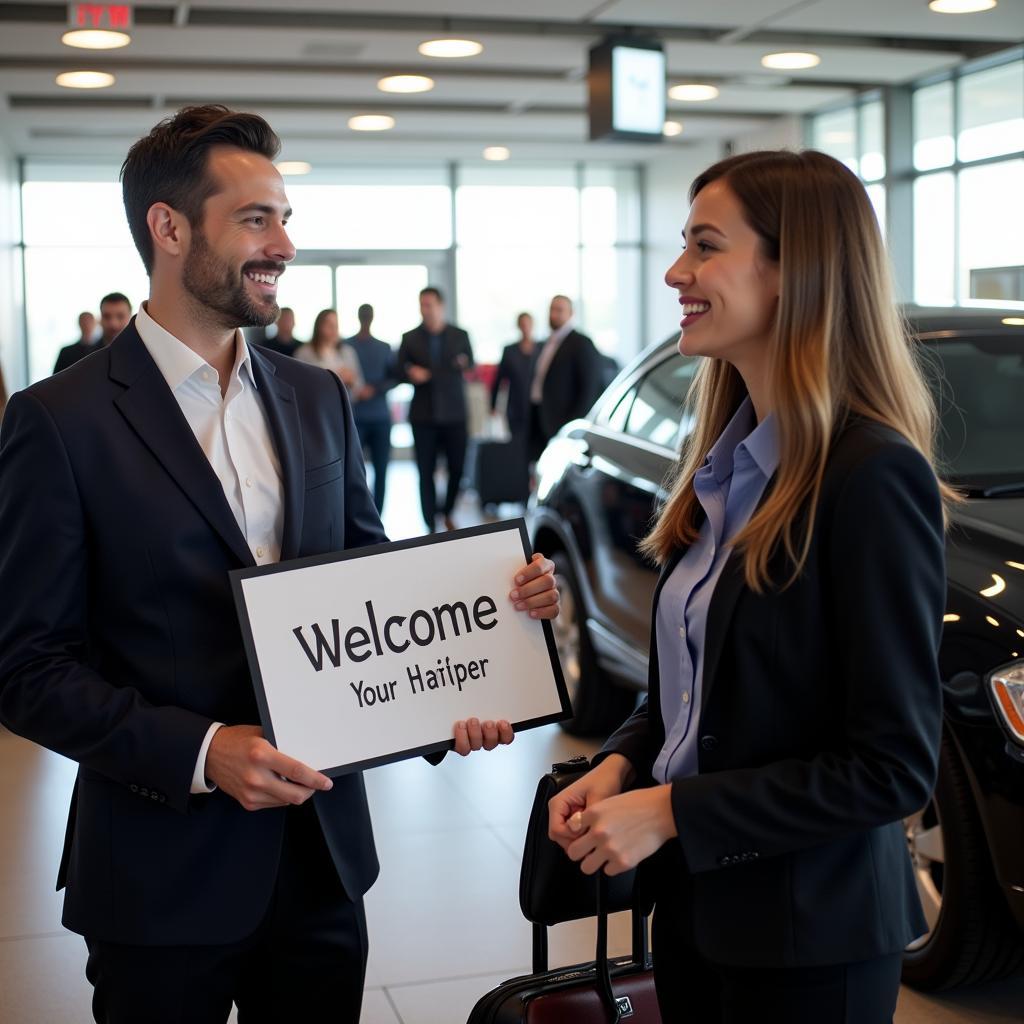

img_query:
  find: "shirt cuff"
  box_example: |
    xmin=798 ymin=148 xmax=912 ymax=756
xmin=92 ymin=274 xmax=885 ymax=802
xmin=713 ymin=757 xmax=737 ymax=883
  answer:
xmin=190 ymin=722 xmax=225 ymax=795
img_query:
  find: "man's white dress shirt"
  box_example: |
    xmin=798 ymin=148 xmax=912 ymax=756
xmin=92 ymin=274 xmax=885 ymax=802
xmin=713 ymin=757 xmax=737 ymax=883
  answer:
xmin=530 ymin=319 xmax=574 ymax=404
xmin=136 ymin=303 xmax=285 ymax=793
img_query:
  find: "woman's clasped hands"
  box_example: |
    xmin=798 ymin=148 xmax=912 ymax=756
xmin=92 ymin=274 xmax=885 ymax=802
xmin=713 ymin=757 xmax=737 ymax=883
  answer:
xmin=548 ymin=753 xmax=678 ymax=876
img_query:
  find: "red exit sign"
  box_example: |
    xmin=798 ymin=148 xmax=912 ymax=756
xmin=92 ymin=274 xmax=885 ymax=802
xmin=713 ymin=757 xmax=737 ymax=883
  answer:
xmin=68 ymin=4 xmax=134 ymax=30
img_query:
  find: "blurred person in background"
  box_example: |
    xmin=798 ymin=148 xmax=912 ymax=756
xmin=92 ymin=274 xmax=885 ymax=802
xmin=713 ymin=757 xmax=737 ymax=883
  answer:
xmin=347 ymin=303 xmax=396 ymax=514
xmin=262 ymin=306 xmax=300 ymax=357
xmin=491 ymin=311 xmax=540 ymax=458
xmin=53 ymin=295 xmax=133 ymax=374
xmin=53 ymin=310 xmax=99 ymax=373
xmin=295 ymin=307 xmax=362 ymax=396
xmin=529 ymin=294 xmax=601 ymax=459
xmin=397 ymin=286 xmax=474 ymax=532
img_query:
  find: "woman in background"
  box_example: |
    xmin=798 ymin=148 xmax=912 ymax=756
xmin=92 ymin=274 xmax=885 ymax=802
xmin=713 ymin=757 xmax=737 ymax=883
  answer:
xmin=295 ymin=308 xmax=362 ymax=397
xmin=549 ymin=150 xmax=954 ymax=1023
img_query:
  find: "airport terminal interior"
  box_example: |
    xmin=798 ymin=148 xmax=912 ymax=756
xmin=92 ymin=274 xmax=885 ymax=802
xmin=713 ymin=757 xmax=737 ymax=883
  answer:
xmin=1 ymin=1 xmax=1023 ymax=1022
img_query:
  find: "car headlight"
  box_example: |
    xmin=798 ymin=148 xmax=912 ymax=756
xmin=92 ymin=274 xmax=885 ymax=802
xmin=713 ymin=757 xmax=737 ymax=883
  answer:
xmin=988 ymin=659 xmax=1024 ymax=745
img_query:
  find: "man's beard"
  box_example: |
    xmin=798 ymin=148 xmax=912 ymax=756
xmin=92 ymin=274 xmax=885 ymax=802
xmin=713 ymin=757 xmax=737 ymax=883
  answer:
xmin=183 ymin=229 xmax=281 ymax=329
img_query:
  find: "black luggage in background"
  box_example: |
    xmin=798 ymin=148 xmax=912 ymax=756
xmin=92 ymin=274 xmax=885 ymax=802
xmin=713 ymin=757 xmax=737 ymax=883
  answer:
xmin=467 ymin=758 xmax=661 ymax=1024
xmin=475 ymin=438 xmax=530 ymax=507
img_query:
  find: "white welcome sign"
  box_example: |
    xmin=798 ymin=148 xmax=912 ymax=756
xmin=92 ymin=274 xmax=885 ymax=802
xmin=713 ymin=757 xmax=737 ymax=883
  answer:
xmin=231 ymin=520 xmax=570 ymax=775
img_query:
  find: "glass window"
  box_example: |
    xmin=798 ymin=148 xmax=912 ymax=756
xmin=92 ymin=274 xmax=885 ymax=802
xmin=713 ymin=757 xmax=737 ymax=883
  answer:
xmin=860 ymin=100 xmax=886 ymax=182
xmin=959 ymin=159 xmax=1024 ymax=306
xmin=624 ymin=354 xmax=697 ymax=448
xmin=334 ymin=264 xmax=429 ymax=343
xmin=581 ymin=166 xmax=641 ymax=245
xmin=23 ymin=182 xmax=134 ymax=247
xmin=456 ymin=186 xmax=579 ymax=247
xmin=25 ymin=246 xmax=149 ymax=382
xmin=285 ymin=185 xmax=451 ymax=250
xmin=455 ymin=247 xmax=580 ymax=364
xmin=580 ymin=247 xmax=641 ymax=361
xmin=811 ymin=108 xmax=858 ymax=175
xmin=958 ymin=60 xmax=1024 ymax=163
xmin=603 ymin=386 xmax=636 ymax=432
xmin=275 ymin=265 xmax=334 ymax=342
xmin=925 ymin=337 xmax=1024 ymax=482
xmin=865 ymin=184 xmax=887 ymax=241
xmin=914 ymin=173 xmax=956 ymax=306
xmin=913 ymin=80 xmax=955 ymax=171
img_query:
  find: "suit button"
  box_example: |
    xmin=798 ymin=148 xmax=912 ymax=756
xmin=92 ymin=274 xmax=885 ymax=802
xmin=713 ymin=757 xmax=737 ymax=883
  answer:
xmin=700 ymin=735 xmax=718 ymax=751
xmin=159 ymin=795 xmax=166 ymax=804
xmin=129 ymin=784 xmax=138 ymax=793
xmin=150 ymin=792 xmax=160 ymax=801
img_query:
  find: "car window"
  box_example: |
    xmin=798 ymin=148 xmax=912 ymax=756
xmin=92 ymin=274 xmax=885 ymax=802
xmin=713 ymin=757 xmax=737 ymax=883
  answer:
xmin=924 ymin=335 xmax=1024 ymax=484
xmin=624 ymin=354 xmax=699 ymax=449
xmin=604 ymin=387 xmax=636 ymax=432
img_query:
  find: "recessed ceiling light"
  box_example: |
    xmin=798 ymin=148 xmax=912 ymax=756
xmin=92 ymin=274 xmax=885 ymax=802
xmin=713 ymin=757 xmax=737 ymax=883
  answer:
xmin=61 ymin=29 xmax=131 ymax=50
xmin=761 ymin=51 xmax=821 ymax=70
xmin=662 ymin=121 xmax=683 ymax=137
xmin=56 ymin=70 xmax=115 ymax=89
xmin=276 ymin=161 xmax=312 ymax=176
xmin=378 ymin=74 xmax=435 ymax=94
xmin=483 ymin=146 xmax=510 ymax=161
xmin=1002 ymin=316 xmax=1024 ymax=326
xmin=668 ymin=83 xmax=719 ymax=102
xmin=348 ymin=114 xmax=395 ymax=132
xmin=418 ymin=38 xmax=483 ymax=59
xmin=928 ymin=0 xmax=997 ymax=12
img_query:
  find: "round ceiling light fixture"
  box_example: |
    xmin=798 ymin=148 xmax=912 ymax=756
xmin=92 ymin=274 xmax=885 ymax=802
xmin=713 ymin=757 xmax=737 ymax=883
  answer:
xmin=276 ymin=161 xmax=312 ymax=176
xmin=1001 ymin=316 xmax=1024 ymax=326
xmin=483 ymin=146 xmax=510 ymax=161
xmin=418 ymin=38 xmax=483 ymax=59
xmin=378 ymin=74 xmax=435 ymax=94
xmin=662 ymin=121 xmax=684 ymax=137
xmin=56 ymin=70 xmax=115 ymax=89
xmin=668 ymin=83 xmax=719 ymax=102
xmin=761 ymin=51 xmax=821 ymax=70
xmin=61 ymin=29 xmax=131 ymax=49
xmin=928 ymin=0 xmax=997 ymax=12
xmin=348 ymin=114 xmax=396 ymax=132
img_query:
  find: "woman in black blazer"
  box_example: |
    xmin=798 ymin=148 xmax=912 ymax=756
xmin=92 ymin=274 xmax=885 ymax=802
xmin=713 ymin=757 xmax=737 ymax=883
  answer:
xmin=548 ymin=150 xmax=956 ymax=1022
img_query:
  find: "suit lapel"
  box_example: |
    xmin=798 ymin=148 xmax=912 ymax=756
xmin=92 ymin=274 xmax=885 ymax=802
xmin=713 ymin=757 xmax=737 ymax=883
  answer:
xmin=250 ymin=348 xmax=305 ymax=561
xmin=109 ymin=325 xmax=255 ymax=567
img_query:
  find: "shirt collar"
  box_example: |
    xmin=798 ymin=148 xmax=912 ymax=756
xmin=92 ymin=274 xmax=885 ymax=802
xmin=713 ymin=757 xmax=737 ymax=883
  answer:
xmin=136 ymin=302 xmax=257 ymax=393
xmin=547 ymin=320 xmax=574 ymax=347
xmin=704 ymin=396 xmax=779 ymax=483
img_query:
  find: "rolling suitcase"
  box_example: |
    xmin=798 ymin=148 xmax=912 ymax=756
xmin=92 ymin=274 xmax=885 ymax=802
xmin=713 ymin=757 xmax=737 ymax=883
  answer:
xmin=467 ymin=758 xmax=661 ymax=1023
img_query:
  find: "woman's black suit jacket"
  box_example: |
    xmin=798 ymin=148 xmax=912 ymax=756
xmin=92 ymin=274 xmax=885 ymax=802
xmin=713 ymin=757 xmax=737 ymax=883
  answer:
xmin=600 ymin=418 xmax=946 ymax=968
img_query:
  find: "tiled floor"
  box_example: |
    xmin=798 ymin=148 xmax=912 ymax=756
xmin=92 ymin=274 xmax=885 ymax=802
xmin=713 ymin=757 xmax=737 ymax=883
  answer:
xmin=2 ymin=459 xmax=1021 ymax=1022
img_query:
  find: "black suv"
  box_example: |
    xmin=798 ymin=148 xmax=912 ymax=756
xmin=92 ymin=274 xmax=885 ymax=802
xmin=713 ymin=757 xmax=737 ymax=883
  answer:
xmin=530 ymin=308 xmax=1024 ymax=991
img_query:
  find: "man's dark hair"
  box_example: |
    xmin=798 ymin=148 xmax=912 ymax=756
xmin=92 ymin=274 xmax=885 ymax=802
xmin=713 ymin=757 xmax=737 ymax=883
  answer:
xmin=100 ymin=292 xmax=132 ymax=310
xmin=357 ymin=303 xmax=373 ymax=323
xmin=121 ymin=104 xmax=281 ymax=275
xmin=419 ymin=286 xmax=444 ymax=304
xmin=551 ymin=294 xmax=573 ymax=310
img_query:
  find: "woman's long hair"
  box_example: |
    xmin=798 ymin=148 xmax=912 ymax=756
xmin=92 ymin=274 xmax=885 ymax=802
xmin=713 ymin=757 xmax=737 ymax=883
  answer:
xmin=310 ymin=308 xmax=339 ymax=351
xmin=641 ymin=149 xmax=958 ymax=590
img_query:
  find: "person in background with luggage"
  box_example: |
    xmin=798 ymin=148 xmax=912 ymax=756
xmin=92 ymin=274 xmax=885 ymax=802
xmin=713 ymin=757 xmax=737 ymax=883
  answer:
xmin=490 ymin=311 xmax=540 ymax=460
xmin=347 ymin=303 xmax=397 ymax=514
xmin=548 ymin=149 xmax=951 ymax=1023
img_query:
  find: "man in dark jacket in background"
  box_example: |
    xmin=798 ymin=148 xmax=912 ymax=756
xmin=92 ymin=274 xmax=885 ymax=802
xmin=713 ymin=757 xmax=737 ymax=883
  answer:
xmin=397 ymin=287 xmax=474 ymax=532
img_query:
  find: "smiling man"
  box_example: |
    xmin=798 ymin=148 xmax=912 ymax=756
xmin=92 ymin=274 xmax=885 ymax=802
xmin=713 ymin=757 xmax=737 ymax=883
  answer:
xmin=0 ymin=105 xmax=559 ymax=1023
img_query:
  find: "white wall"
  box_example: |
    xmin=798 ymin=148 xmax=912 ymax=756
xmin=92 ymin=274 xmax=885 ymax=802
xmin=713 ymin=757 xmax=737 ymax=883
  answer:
xmin=0 ymin=131 xmax=23 ymax=402
xmin=642 ymin=140 xmax=721 ymax=350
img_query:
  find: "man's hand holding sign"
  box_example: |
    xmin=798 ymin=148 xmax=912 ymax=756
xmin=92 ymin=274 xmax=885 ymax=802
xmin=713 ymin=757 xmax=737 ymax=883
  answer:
xmin=226 ymin=524 xmax=564 ymax=806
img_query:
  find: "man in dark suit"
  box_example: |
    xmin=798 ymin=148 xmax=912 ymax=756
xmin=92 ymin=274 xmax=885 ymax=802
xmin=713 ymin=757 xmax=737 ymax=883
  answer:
xmin=529 ymin=294 xmax=602 ymax=459
xmin=262 ymin=305 xmax=300 ymax=356
xmin=54 ymin=294 xmax=134 ymax=374
xmin=397 ymin=286 xmax=474 ymax=531
xmin=0 ymin=105 xmax=556 ymax=1024
xmin=52 ymin=309 xmax=99 ymax=372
